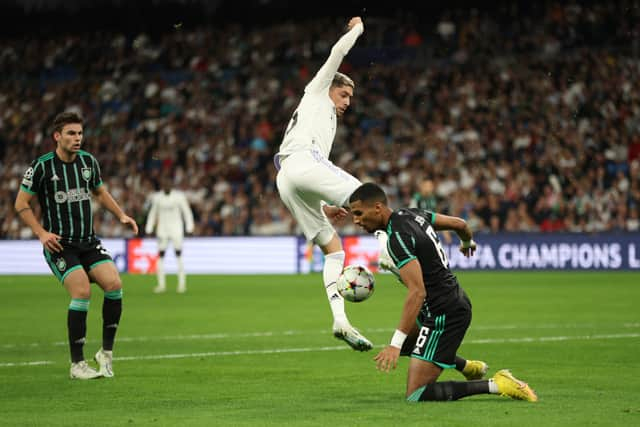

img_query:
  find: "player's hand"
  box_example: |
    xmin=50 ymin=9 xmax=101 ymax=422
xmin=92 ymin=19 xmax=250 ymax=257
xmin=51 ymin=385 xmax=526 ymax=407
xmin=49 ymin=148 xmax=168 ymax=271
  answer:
xmin=120 ymin=215 xmax=139 ymax=235
xmin=374 ymin=346 xmax=401 ymax=372
xmin=322 ymin=204 xmax=349 ymax=225
xmin=347 ymin=17 xmax=363 ymax=31
xmin=40 ymin=231 xmax=63 ymax=253
xmin=459 ymin=239 xmax=477 ymax=257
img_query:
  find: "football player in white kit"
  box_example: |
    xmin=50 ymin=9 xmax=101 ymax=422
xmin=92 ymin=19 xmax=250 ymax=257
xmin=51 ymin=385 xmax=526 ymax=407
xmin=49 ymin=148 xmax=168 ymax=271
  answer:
xmin=145 ymin=177 xmax=194 ymax=293
xmin=274 ymin=17 xmax=373 ymax=351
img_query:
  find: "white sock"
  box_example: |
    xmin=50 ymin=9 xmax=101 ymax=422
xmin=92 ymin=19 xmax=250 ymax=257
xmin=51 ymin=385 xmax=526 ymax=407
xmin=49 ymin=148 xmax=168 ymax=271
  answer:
xmin=157 ymin=257 xmax=166 ymax=288
xmin=177 ymin=255 xmax=185 ymax=287
xmin=488 ymin=379 xmax=499 ymax=394
xmin=323 ymin=251 xmax=347 ymax=324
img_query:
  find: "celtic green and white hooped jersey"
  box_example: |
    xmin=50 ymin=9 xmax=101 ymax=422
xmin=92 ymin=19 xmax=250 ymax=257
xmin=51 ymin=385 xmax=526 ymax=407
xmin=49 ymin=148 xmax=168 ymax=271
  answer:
xmin=20 ymin=150 xmax=103 ymax=243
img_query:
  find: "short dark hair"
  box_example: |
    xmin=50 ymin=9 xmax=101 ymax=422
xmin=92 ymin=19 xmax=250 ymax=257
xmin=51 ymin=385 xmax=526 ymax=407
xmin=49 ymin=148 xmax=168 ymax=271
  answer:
xmin=349 ymin=182 xmax=387 ymax=204
xmin=51 ymin=112 xmax=83 ymax=135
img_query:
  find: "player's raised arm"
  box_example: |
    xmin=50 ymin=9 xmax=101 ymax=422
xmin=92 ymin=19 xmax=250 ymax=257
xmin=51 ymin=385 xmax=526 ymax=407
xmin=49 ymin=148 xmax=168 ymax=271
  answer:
xmin=305 ymin=17 xmax=364 ymax=94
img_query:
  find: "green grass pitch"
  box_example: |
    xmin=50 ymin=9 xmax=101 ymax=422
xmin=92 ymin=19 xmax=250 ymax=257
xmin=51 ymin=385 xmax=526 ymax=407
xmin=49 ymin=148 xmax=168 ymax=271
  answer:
xmin=0 ymin=272 xmax=639 ymax=426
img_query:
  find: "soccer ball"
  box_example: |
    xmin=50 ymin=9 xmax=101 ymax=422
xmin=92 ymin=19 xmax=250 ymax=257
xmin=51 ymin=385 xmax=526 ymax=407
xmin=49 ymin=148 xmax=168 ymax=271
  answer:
xmin=336 ymin=265 xmax=375 ymax=302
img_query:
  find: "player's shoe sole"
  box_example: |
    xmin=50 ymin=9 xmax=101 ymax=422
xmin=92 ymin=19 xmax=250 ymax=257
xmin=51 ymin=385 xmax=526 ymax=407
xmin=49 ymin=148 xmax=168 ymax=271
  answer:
xmin=462 ymin=360 xmax=489 ymax=380
xmin=333 ymin=325 xmax=373 ymax=352
xmin=492 ymin=369 xmax=538 ymax=402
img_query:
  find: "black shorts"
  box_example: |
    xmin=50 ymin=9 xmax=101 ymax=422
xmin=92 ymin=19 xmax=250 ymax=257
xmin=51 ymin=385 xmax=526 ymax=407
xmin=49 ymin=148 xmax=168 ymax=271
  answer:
xmin=43 ymin=239 xmax=114 ymax=283
xmin=408 ymin=290 xmax=472 ymax=369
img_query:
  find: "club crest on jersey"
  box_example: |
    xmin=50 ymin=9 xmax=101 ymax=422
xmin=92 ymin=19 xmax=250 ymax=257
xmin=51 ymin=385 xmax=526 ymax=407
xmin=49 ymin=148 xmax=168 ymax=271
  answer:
xmin=56 ymin=258 xmax=67 ymax=271
xmin=81 ymin=167 xmax=92 ymax=181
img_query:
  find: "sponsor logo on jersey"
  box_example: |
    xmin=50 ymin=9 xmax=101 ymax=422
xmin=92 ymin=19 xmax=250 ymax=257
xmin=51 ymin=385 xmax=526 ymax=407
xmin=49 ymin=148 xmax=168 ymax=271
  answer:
xmin=54 ymin=188 xmax=92 ymax=204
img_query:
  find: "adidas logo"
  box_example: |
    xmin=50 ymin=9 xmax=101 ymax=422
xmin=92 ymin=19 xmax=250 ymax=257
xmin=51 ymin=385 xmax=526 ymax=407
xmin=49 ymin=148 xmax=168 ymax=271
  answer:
xmin=50 ymin=174 xmax=60 ymax=181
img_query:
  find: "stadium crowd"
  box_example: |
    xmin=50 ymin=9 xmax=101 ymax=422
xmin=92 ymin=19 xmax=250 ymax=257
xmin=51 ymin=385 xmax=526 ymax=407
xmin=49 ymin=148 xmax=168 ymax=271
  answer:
xmin=1 ymin=1 xmax=639 ymax=239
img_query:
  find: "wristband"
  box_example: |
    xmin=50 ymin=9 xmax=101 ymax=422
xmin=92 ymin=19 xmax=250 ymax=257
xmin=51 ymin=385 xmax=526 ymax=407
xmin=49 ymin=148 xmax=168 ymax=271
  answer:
xmin=461 ymin=239 xmax=475 ymax=248
xmin=390 ymin=329 xmax=407 ymax=349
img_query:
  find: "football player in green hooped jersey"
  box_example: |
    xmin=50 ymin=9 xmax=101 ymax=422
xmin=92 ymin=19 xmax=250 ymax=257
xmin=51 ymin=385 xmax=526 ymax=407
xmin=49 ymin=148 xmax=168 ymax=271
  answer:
xmin=14 ymin=111 xmax=138 ymax=380
xmin=347 ymin=182 xmax=537 ymax=403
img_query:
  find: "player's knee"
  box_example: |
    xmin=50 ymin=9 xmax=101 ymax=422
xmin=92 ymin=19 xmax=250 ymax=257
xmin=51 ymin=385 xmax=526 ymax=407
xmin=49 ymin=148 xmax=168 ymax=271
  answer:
xmin=102 ymin=276 xmax=122 ymax=292
xmin=73 ymin=289 xmax=91 ymax=300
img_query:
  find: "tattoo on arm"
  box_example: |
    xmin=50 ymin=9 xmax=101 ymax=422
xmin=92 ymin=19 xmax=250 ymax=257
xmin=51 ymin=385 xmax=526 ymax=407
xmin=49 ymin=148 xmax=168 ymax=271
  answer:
xmin=16 ymin=207 xmax=32 ymax=215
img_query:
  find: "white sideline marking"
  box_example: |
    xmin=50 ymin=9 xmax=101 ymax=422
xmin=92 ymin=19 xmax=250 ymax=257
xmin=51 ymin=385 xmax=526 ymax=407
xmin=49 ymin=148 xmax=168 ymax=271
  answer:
xmin=2 ymin=322 xmax=639 ymax=349
xmin=0 ymin=360 xmax=53 ymax=367
xmin=1 ymin=332 xmax=638 ymax=367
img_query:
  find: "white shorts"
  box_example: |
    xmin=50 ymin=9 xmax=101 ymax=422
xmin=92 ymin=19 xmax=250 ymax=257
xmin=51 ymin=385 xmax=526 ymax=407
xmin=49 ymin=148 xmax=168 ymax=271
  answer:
xmin=276 ymin=149 xmax=361 ymax=245
xmin=157 ymin=231 xmax=184 ymax=252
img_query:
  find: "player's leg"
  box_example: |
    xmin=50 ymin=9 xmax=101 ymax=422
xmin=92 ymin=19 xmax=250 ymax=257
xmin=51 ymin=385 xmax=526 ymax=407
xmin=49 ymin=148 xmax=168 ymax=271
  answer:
xmin=154 ymin=236 xmax=169 ymax=293
xmin=44 ymin=247 xmax=101 ymax=379
xmin=452 ymin=291 xmax=488 ymax=380
xmin=317 ymin=233 xmax=372 ymax=351
xmin=63 ymin=270 xmax=102 ymax=379
xmin=454 ymin=355 xmax=489 ymax=380
xmin=405 ymin=320 xmax=492 ymax=401
xmin=276 ymin=161 xmax=371 ymax=351
xmin=303 ymin=154 xmax=373 ymax=350
xmin=173 ymin=234 xmax=186 ymax=293
xmin=406 ymin=357 xmax=493 ymax=401
xmin=406 ymin=305 xmax=493 ymax=401
xmin=88 ymin=258 xmax=122 ymax=378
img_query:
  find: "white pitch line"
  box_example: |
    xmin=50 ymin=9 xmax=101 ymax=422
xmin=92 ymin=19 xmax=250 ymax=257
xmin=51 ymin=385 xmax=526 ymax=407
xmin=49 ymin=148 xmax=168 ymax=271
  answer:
xmin=1 ymin=332 xmax=638 ymax=368
xmin=2 ymin=322 xmax=639 ymax=349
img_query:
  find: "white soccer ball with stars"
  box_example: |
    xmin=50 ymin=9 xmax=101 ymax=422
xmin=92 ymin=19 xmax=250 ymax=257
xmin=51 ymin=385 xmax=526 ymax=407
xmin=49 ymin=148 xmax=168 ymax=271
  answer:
xmin=336 ymin=265 xmax=375 ymax=303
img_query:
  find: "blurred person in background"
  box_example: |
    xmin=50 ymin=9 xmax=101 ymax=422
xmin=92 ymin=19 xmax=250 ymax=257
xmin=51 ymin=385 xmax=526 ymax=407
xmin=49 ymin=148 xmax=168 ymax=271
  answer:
xmin=410 ymin=178 xmax=452 ymax=244
xmin=145 ymin=175 xmax=194 ymax=294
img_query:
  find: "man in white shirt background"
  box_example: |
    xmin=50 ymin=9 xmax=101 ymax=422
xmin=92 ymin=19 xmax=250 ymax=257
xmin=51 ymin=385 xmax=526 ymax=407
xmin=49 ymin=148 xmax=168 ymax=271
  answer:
xmin=145 ymin=176 xmax=195 ymax=294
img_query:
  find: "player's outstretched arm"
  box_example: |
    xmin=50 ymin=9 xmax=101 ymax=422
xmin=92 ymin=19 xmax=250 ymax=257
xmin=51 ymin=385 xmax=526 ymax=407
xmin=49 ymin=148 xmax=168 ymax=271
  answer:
xmin=432 ymin=213 xmax=476 ymax=257
xmin=305 ymin=17 xmax=364 ymax=94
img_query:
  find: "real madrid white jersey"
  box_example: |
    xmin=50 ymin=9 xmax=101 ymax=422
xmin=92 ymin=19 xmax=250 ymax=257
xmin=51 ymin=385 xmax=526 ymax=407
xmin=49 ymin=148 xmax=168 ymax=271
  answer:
xmin=145 ymin=190 xmax=194 ymax=236
xmin=276 ymin=23 xmax=363 ymax=165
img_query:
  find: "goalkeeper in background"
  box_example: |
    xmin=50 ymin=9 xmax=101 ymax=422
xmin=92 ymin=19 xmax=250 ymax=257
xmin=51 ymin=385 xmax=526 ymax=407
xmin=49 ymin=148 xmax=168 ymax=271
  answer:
xmin=347 ymin=182 xmax=537 ymax=402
